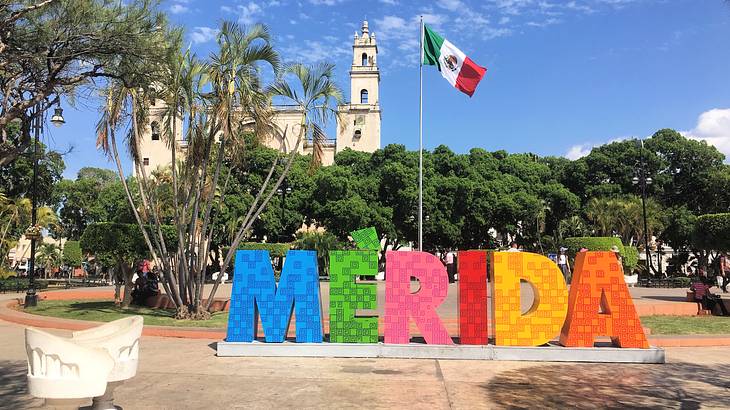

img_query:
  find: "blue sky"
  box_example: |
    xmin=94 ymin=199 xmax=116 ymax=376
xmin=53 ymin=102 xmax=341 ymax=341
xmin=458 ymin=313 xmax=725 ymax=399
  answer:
xmin=46 ymin=0 xmax=730 ymax=179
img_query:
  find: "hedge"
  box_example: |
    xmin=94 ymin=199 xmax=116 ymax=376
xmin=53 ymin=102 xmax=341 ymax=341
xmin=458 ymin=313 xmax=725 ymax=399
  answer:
xmin=236 ymin=242 xmax=292 ymax=258
xmin=693 ymin=213 xmax=730 ymax=251
xmin=563 ymin=237 xmax=637 ymax=272
xmin=563 ymin=237 xmax=624 ymax=253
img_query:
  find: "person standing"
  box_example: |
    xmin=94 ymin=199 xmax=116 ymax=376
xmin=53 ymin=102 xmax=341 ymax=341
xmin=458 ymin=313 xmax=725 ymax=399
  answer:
xmin=719 ymin=254 xmax=729 ymax=293
xmin=558 ymin=247 xmax=571 ymax=284
xmin=445 ymin=250 xmax=456 ymax=283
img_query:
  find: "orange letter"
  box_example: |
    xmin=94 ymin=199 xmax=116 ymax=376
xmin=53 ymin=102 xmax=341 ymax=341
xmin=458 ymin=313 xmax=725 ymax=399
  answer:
xmin=559 ymin=251 xmax=649 ymax=348
xmin=491 ymin=252 xmax=568 ymax=346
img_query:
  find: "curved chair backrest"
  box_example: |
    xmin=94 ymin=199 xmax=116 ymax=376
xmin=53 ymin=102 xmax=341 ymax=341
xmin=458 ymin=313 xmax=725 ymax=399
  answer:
xmin=25 ymin=327 xmax=114 ymax=399
xmin=71 ymin=316 xmax=144 ymax=382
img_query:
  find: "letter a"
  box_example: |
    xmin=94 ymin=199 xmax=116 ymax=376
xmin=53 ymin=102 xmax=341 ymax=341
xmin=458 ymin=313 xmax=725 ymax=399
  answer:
xmin=559 ymin=251 xmax=649 ymax=348
xmin=384 ymin=251 xmax=453 ymax=345
xmin=491 ymin=252 xmax=569 ymax=346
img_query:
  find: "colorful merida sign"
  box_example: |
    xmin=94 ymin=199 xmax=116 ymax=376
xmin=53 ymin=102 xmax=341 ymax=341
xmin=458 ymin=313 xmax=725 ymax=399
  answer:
xmin=225 ymin=249 xmax=649 ymax=349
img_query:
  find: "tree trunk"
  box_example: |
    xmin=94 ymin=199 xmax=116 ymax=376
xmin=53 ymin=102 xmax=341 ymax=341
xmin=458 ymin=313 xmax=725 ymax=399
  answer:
xmin=121 ymin=263 xmax=134 ymax=309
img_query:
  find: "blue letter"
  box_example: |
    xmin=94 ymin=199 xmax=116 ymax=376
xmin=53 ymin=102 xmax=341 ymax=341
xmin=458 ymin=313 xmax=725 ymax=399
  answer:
xmin=226 ymin=250 xmax=323 ymax=343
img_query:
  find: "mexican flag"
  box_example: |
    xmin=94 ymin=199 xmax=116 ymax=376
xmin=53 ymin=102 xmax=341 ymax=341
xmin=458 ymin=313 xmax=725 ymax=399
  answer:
xmin=423 ymin=25 xmax=487 ymax=97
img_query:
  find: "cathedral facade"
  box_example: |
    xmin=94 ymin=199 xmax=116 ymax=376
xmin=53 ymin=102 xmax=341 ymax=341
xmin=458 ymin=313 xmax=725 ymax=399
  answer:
xmin=135 ymin=20 xmax=381 ymax=174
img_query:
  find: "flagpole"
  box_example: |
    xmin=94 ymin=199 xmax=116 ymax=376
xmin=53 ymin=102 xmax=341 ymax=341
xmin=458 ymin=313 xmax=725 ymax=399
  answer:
xmin=418 ymin=16 xmax=423 ymax=252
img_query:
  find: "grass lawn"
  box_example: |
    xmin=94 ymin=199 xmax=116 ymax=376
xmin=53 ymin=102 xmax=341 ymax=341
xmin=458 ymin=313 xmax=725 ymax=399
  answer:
xmin=641 ymin=315 xmax=730 ymax=335
xmin=22 ymin=300 xmax=228 ymax=328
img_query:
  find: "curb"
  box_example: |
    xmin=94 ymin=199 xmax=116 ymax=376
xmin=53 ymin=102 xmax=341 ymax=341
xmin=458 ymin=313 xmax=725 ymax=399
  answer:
xmin=1 ymin=298 xmax=225 ymax=339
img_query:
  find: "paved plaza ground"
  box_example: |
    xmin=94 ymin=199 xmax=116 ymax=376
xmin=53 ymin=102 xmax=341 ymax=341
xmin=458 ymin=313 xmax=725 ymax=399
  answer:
xmin=2 ymin=286 xmax=730 ymax=409
xmin=2 ymin=317 xmax=730 ymax=409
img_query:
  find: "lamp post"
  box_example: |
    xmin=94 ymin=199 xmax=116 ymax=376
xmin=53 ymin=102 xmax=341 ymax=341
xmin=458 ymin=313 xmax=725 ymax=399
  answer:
xmin=632 ymin=139 xmax=653 ymax=276
xmin=25 ymin=101 xmax=65 ymax=308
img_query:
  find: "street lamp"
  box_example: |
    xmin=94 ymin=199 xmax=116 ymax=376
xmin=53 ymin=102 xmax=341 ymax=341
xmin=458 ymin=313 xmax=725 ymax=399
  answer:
xmin=632 ymin=139 xmax=653 ymax=276
xmin=25 ymin=101 xmax=65 ymax=308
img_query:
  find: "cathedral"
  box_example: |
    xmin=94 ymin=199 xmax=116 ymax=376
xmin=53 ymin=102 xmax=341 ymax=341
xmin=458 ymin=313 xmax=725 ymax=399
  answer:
xmin=135 ymin=20 xmax=381 ymax=174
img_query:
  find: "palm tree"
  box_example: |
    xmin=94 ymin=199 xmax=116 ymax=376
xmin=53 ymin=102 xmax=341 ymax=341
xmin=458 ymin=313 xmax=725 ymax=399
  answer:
xmin=97 ymin=21 xmax=297 ymax=318
xmin=268 ymin=62 xmax=344 ymax=170
xmin=36 ymin=243 xmax=61 ymax=278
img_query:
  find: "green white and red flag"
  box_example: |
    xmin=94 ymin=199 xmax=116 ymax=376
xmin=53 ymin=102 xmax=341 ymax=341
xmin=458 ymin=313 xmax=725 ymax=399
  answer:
xmin=422 ymin=25 xmax=487 ymax=97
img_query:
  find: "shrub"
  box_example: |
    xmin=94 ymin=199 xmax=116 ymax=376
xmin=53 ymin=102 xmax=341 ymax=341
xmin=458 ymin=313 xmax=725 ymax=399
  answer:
xmin=563 ymin=237 xmax=624 ymax=253
xmin=693 ymin=213 xmax=730 ymax=251
xmin=293 ymin=232 xmax=344 ymax=277
xmin=236 ymin=242 xmax=292 ymax=258
xmin=622 ymin=246 xmax=639 ymax=272
xmin=0 ymin=267 xmax=14 ymax=279
xmin=62 ymin=240 xmax=83 ymax=267
xmin=563 ymin=237 xmax=637 ymax=272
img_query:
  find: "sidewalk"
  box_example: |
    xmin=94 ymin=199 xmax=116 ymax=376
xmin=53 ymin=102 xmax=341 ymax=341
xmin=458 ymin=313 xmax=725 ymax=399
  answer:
xmin=2 ymin=317 xmax=730 ymax=409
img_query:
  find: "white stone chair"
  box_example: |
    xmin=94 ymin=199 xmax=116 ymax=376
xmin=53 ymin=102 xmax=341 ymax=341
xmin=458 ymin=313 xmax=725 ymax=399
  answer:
xmin=25 ymin=316 xmax=144 ymax=410
xmin=71 ymin=316 xmax=144 ymax=409
xmin=25 ymin=327 xmax=115 ymax=409
xmin=624 ymin=274 xmax=639 ymax=287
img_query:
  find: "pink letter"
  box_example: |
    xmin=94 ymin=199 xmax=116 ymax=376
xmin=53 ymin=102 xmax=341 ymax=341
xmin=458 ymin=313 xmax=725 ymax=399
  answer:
xmin=384 ymin=251 xmax=454 ymax=345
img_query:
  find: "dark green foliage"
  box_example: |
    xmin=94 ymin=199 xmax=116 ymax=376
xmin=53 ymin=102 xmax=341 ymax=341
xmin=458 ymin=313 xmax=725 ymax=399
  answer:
xmin=563 ymin=236 xmax=624 ymax=254
xmin=62 ymin=240 xmax=83 ymax=267
xmin=293 ymin=232 xmax=344 ymax=276
xmin=1 ymin=0 xmax=171 ymax=165
xmin=236 ymin=242 xmax=292 ymax=258
xmin=622 ymin=246 xmax=639 ymax=272
xmin=693 ymin=214 xmax=730 ymax=251
xmin=80 ymin=223 xmax=176 ymax=267
xmin=0 ymin=140 xmax=65 ymax=203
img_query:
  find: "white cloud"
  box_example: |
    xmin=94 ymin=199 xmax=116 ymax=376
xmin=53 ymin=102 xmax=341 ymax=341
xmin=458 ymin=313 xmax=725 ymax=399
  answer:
xmin=565 ymin=143 xmax=593 ymax=160
xmin=169 ymin=3 xmax=189 ymax=14
xmin=564 ymin=136 xmax=628 ymax=160
xmin=280 ymin=39 xmax=349 ymax=64
xmin=379 ymin=0 xmax=397 ymax=4
xmin=237 ymin=2 xmax=263 ymax=25
xmin=190 ymin=26 xmax=219 ymax=44
xmin=683 ymin=108 xmax=730 ymax=159
xmin=308 ymin=0 xmax=342 ymax=5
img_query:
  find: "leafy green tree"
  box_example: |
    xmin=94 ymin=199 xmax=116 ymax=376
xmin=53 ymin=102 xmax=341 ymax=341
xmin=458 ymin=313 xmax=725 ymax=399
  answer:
xmin=0 ymin=138 xmax=65 ymax=202
xmin=80 ymin=223 xmax=176 ymax=307
xmin=36 ymin=242 xmax=60 ymax=278
xmin=0 ymin=0 xmax=171 ymax=165
xmin=61 ymin=240 xmax=82 ymax=268
xmin=693 ymin=214 xmax=730 ymax=252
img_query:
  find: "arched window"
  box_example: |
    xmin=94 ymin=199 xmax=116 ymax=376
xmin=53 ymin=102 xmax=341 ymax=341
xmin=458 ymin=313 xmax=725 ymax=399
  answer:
xmin=361 ymin=52 xmax=368 ymax=66
xmin=354 ymin=129 xmax=362 ymax=139
xmin=151 ymin=121 xmax=160 ymax=141
xmin=360 ymin=89 xmax=368 ymax=104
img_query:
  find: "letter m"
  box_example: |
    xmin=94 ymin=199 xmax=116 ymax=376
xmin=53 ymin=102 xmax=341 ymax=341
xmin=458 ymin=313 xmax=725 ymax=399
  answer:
xmin=226 ymin=250 xmax=323 ymax=343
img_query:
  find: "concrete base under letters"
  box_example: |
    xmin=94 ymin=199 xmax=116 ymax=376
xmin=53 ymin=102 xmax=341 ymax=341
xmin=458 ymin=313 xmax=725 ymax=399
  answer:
xmin=216 ymin=342 xmax=665 ymax=364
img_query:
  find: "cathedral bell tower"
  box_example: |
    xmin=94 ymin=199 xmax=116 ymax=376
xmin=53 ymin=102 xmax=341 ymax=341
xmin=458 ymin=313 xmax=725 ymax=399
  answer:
xmin=336 ymin=20 xmax=381 ymax=153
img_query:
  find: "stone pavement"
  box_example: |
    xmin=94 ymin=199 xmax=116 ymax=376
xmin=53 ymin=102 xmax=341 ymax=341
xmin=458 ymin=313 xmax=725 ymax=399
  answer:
xmin=2 ymin=318 xmax=730 ymax=409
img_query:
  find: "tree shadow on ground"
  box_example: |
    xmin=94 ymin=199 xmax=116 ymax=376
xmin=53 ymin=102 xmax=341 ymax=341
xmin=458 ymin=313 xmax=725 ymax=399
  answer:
xmin=484 ymin=361 xmax=730 ymax=409
xmin=61 ymin=301 xmax=176 ymax=319
xmin=0 ymin=360 xmax=45 ymax=410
